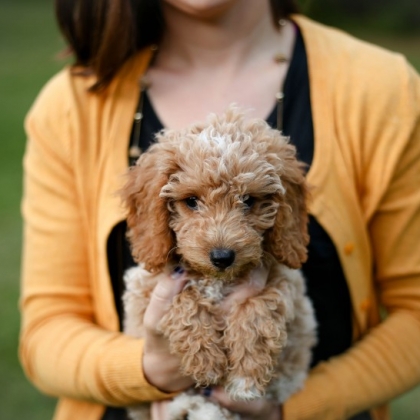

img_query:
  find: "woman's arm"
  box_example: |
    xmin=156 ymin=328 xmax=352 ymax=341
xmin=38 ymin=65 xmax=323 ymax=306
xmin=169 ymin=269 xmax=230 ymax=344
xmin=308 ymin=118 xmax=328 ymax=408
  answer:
xmin=19 ymin=73 xmax=185 ymax=406
xmin=282 ymin=63 xmax=420 ymax=420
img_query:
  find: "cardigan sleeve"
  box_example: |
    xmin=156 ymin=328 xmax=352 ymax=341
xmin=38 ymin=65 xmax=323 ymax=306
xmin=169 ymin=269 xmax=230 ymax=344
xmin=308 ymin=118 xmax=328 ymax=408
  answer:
xmin=19 ymin=71 xmax=172 ymax=406
xmin=283 ymin=62 xmax=420 ymax=419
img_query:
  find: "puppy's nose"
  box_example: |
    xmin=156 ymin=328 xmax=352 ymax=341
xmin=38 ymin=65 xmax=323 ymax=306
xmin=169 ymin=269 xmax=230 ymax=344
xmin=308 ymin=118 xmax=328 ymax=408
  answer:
xmin=210 ymin=248 xmax=235 ymax=269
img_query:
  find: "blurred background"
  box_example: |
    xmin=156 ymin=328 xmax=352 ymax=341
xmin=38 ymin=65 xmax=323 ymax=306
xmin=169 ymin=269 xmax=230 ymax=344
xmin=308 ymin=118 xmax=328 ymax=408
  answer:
xmin=0 ymin=0 xmax=419 ymax=418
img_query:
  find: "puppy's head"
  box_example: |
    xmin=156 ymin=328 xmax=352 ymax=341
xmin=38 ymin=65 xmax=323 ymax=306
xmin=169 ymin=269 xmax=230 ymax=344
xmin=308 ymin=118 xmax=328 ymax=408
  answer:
xmin=121 ymin=108 xmax=309 ymax=278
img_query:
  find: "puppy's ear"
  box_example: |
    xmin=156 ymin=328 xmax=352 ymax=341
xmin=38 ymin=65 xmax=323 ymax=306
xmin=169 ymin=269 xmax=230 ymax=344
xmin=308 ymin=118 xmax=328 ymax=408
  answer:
xmin=121 ymin=144 xmax=177 ymax=273
xmin=264 ymin=145 xmax=309 ymax=269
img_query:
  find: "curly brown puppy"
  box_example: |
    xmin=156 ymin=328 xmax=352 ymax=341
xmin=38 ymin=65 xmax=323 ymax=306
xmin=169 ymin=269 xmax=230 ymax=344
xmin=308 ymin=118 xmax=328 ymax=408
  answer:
xmin=121 ymin=107 xmax=317 ymax=420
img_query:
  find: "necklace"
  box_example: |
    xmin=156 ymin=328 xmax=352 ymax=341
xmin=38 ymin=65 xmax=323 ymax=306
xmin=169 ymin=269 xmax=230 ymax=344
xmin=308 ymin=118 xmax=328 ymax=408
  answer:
xmin=128 ymin=20 xmax=290 ymax=163
xmin=128 ymin=44 xmax=158 ymax=163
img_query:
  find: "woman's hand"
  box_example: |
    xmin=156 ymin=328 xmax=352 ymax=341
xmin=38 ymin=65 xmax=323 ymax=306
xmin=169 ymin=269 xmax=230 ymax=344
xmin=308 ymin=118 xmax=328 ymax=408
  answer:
xmin=208 ymin=387 xmax=282 ymax=420
xmin=143 ymin=263 xmax=272 ymax=403
xmin=220 ymin=264 xmax=270 ymax=312
xmin=142 ymin=267 xmax=194 ymax=393
xmin=150 ymin=387 xmax=283 ymax=420
xmin=150 ymin=400 xmax=172 ymax=420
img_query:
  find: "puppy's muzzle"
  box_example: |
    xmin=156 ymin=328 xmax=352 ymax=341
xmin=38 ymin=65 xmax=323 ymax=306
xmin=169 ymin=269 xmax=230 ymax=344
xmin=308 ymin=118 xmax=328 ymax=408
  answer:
xmin=210 ymin=248 xmax=236 ymax=270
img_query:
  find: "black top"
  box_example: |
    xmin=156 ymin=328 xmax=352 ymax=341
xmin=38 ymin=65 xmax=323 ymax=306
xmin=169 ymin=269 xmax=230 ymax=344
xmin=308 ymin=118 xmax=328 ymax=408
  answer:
xmin=104 ymin=29 xmax=365 ymax=420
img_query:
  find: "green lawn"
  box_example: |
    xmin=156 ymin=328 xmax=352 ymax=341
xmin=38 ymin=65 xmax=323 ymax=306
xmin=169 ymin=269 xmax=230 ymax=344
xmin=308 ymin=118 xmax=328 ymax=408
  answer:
xmin=0 ymin=2 xmax=64 ymax=418
xmin=0 ymin=2 xmax=419 ymax=419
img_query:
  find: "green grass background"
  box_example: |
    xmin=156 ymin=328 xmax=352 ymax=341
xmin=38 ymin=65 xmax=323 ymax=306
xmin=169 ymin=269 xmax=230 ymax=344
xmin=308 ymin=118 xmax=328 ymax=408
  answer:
xmin=0 ymin=1 xmax=419 ymax=419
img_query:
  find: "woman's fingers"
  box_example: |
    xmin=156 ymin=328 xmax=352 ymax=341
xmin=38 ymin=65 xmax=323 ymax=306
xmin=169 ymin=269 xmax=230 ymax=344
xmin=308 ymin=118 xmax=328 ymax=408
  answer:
xmin=208 ymin=387 xmax=282 ymax=420
xmin=219 ymin=264 xmax=270 ymax=312
xmin=248 ymin=263 xmax=270 ymax=289
xmin=142 ymin=267 xmax=194 ymax=392
xmin=209 ymin=386 xmax=264 ymax=414
xmin=143 ymin=267 xmax=187 ymax=336
xmin=150 ymin=399 xmax=171 ymax=420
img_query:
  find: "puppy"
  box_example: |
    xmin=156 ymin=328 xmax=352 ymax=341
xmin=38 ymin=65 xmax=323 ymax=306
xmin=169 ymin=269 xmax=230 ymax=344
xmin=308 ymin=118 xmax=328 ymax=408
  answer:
xmin=121 ymin=107 xmax=317 ymax=420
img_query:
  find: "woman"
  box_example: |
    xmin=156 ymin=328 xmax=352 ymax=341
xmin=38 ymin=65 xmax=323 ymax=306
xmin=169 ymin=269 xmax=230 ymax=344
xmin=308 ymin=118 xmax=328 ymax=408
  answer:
xmin=19 ymin=0 xmax=420 ymax=419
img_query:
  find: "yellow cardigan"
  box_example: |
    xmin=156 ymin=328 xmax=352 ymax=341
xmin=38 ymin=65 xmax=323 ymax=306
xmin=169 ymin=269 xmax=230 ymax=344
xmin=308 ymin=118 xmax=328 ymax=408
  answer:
xmin=20 ymin=15 xmax=420 ymax=420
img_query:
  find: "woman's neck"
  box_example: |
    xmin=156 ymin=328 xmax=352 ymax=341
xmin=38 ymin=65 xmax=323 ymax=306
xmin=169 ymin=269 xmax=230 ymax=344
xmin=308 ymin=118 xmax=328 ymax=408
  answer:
xmin=147 ymin=0 xmax=296 ymax=129
xmin=159 ymin=0 xmax=287 ymax=71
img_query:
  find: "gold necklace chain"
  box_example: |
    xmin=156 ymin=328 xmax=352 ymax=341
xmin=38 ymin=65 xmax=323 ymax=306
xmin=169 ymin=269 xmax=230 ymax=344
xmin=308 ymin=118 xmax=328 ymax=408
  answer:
xmin=129 ymin=20 xmax=289 ymax=163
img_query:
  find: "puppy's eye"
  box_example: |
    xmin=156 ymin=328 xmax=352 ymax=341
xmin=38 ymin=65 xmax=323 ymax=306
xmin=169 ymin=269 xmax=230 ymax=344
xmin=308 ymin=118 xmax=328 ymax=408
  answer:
xmin=242 ymin=195 xmax=255 ymax=208
xmin=185 ymin=196 xmax=199 ymax=210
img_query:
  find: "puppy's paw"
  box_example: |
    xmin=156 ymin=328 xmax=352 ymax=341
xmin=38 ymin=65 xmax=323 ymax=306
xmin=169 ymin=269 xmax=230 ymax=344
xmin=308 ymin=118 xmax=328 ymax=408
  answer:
xmin=160 ymin=285 xmax=227 ymax=386
xmin=181 ymin=348 xmax=227 ymax=386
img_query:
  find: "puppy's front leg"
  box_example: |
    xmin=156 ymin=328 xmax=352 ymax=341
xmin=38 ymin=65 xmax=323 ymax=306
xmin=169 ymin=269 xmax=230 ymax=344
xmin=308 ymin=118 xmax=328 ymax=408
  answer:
xmin=223 ymin=286 xmax=289 ymax=400
xmin=159 ymin=284 xmax=227 ymax=386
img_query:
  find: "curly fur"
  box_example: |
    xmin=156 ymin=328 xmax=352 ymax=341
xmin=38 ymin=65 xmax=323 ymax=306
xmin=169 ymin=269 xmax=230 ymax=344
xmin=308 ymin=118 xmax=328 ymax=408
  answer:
xmin=121 ymin=107 xmax=317 ymax=420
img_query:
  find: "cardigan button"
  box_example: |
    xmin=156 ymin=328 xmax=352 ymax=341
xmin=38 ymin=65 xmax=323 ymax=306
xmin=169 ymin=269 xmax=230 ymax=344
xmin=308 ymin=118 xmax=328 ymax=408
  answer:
xmin=360 ymin=298 xmax=372 ymax=312
xmin=344 ymin=242 xmax=355 ymax=255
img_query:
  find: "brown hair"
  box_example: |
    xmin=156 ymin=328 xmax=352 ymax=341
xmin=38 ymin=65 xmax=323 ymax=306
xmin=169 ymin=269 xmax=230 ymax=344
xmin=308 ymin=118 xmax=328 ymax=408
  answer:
xmin=55 ymin=0 xmax=300 ymax=91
